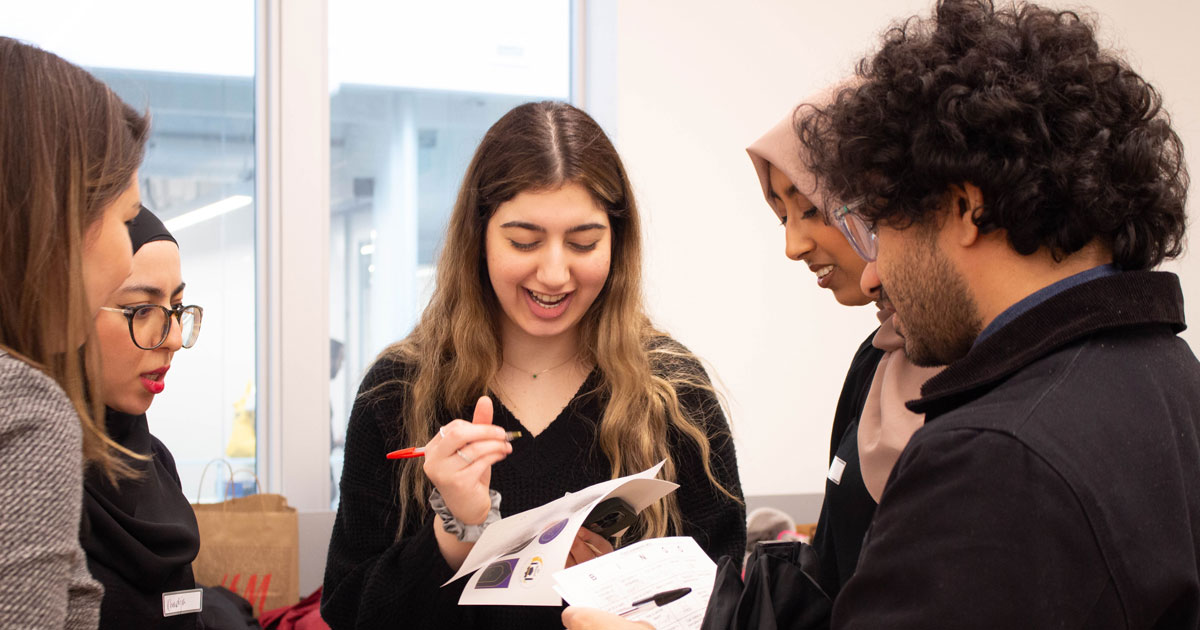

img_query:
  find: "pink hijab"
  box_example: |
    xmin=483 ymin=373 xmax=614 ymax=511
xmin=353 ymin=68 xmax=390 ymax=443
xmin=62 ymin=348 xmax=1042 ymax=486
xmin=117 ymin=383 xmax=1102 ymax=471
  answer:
xmin=858 ymin=306 xmax=942 ymax=501
xmin=746 ymin=99 xmax=942 ymax=503
xmin=746 ymin=107 xmax=832 ymax=220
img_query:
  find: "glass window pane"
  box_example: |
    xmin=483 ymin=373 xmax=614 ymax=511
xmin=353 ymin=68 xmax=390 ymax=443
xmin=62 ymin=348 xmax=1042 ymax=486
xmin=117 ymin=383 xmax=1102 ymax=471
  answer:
xmin=328 ymin=0 xmax=572 ymax=506
xmin=5 ymin=1 xmax=259 ymax=502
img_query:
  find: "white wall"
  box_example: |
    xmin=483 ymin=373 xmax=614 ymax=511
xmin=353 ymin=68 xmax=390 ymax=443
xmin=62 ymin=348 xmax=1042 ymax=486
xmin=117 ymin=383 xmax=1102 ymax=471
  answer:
xmin=611 ymin=0 xmax=1200 ymax=497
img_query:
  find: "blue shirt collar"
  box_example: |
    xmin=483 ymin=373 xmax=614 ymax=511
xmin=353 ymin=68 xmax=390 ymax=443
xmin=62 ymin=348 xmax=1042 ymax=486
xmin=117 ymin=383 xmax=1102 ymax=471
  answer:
xmin=974 ymin=263 xmax=1120 ymax=346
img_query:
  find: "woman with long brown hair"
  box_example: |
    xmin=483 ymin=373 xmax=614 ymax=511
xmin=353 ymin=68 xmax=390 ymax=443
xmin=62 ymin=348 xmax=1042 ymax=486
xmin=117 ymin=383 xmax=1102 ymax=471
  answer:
xmin=322 ymin=101 xmax=745 ymax=629
xmin=0 ymin=38 xmax=149 ymax=628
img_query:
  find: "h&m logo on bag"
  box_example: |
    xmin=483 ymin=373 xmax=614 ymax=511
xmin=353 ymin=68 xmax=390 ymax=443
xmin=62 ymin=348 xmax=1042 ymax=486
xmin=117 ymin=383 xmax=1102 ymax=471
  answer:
xmin=221 ymin=573 xmax=273 ymax=614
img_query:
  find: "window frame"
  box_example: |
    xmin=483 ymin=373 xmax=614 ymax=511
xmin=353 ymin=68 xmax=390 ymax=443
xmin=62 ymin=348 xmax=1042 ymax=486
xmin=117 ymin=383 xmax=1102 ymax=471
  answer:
xmin=259 ymin=0 xmax=605 ymax=512
xmin=257 ymin=0 xmax=333 ymax=510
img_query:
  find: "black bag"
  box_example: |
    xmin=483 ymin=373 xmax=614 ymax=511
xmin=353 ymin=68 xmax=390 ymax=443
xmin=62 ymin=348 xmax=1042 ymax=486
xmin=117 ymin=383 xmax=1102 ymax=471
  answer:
xmin=198 ymin=585 xmax=261 ymax=629
xmin=700 ymin=541 xmax=832 ymax=630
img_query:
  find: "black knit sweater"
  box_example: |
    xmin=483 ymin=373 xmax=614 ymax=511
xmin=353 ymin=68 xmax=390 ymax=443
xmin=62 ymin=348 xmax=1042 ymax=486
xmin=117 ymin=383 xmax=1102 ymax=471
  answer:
xmin=321 ymin=346 xmax=746 ymax=629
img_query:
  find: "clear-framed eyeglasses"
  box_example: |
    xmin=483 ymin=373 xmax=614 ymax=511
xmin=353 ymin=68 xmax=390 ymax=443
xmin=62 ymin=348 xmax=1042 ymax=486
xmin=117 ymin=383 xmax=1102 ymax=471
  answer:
xmin=831 ymin=198 xmax=877 ymax=262
xmin=99 ymin=304 xmax=204 ymax=350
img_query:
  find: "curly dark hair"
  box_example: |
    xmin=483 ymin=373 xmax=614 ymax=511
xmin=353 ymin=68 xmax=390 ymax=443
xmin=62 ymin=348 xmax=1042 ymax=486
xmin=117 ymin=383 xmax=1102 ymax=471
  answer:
xmin=797 ymin=0 xmax=1188 ymax=270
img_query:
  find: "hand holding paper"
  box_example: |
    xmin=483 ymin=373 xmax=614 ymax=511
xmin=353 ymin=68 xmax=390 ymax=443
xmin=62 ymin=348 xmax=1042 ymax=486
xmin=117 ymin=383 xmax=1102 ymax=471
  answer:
xmin=568 ymin=527 xmax=616 ymax=568
xmin=553 ymin=537 xmax=717 ymax=630
xmin=445 ymin=461 xmax=679 ymax=606
xmin=563 ymin=607 xmax=655 ymax=630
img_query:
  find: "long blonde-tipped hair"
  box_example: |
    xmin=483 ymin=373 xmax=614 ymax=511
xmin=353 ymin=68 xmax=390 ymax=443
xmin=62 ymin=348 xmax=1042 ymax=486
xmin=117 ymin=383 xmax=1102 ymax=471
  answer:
xmin=0 ymin=38 xmax=149 ymax=482
xmin=370 ymin=101 xmax=738 ymax=537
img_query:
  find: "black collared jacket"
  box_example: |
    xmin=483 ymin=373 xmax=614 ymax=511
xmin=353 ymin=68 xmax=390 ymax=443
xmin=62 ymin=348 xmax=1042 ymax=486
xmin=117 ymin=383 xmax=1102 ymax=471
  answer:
xmin=833 ymin=271 xmax=1200 ymax=629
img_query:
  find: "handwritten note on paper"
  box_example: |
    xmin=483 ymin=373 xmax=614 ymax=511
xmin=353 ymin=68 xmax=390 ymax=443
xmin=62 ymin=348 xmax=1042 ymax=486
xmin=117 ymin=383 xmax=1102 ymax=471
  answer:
xmin=448 ymin=461 xmax=680 ymax=606
xmin=553 ymin=536 xmax=717 ymax=630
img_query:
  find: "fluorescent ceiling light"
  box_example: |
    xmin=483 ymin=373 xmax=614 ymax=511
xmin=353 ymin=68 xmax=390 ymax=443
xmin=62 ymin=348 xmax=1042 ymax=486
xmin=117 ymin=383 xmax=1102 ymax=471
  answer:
xmin=164 ymin=195 xmax=253 ymax=232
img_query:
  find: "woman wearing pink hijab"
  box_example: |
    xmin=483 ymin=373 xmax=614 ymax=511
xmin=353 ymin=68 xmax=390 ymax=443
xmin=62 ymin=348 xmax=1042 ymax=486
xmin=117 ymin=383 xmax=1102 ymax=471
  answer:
xmin=744 ymin=97 xmax=942 ymax=598
xmin=560 ymin=97 xmax=943 ymax=630
xmin=561 ymin=99 xmax=943 ymax=630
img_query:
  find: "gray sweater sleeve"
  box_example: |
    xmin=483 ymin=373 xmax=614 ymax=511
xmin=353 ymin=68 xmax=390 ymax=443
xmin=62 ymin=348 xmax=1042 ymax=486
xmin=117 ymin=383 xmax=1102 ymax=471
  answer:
xmin=0 ymin=354 xmax=103 ymax=629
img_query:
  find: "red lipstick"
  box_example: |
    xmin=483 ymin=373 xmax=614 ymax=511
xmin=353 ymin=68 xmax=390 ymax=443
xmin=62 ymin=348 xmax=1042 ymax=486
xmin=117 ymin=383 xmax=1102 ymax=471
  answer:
xmin=139 ymin=365 xmax=169 ymax=395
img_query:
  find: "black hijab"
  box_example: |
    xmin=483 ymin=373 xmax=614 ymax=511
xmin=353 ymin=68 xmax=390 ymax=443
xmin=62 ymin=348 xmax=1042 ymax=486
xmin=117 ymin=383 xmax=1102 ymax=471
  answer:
xmin=82 ymin=206 xmax=202 ymax=629
xmin=128 ymin=203 xmax=178 ymax=250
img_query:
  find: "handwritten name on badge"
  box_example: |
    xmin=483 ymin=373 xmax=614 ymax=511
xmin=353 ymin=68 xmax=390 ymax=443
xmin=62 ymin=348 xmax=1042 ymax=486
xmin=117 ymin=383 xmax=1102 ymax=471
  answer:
xmin=162 ymin=588 xmax=203 ymax=617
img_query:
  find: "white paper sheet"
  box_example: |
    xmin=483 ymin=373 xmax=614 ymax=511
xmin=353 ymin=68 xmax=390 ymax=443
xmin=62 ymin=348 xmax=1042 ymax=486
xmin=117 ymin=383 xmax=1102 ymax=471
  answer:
xmin=552 ymin=536 xmax=717 ymax=630
xmin=447 ymin=461 xmax=680 ymax=606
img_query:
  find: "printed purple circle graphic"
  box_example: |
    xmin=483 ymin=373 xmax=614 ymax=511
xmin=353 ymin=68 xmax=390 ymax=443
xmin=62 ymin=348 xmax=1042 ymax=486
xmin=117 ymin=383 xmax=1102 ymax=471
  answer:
xmin=538 ymin=518 xmax=569 ymax=544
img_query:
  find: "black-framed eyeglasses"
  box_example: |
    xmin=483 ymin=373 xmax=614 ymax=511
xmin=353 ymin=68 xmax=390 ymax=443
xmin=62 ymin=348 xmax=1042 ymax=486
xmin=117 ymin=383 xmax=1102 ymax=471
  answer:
xmin=831 ymin=198 xmax=878 ymax=262
xmin=99 ymin=304 xmax=203 ymax=350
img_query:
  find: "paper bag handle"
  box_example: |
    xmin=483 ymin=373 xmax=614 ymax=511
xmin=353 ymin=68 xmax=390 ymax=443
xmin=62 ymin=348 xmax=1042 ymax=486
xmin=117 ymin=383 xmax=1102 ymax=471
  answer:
xmin=196 ymin=458 xmax=264 ymax=507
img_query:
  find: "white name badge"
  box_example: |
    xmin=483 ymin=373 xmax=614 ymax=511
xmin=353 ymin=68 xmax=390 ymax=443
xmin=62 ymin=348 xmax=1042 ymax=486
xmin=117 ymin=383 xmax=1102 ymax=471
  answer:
xmin=162 ymin=588 xmax=203 ymax=617
xmin=828 ymin=456 xmax=847 ymax=485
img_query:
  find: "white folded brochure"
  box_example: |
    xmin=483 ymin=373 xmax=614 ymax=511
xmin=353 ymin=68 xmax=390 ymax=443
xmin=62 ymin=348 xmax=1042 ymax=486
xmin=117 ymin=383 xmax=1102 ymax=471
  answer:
xmin=553 ymin=536 xmax=718 ymax=630
xmin=446 ymin=460 xmax=679 ymax=606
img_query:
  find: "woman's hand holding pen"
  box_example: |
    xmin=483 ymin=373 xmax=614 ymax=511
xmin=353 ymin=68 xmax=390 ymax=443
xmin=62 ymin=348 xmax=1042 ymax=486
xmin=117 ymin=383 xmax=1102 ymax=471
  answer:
xmin=423 ymin=396 xmax=512 ymax=525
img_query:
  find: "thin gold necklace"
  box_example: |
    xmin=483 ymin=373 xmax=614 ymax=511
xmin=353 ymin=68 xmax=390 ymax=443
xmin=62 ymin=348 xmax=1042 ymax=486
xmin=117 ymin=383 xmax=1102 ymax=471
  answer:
xmin=503 ymin=353 xmax=578 ymax=379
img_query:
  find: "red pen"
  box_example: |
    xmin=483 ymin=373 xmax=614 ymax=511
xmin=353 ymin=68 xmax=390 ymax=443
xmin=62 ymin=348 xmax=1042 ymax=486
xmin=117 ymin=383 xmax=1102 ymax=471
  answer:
xmin=386 ymin=431 xmax=523 ymax=459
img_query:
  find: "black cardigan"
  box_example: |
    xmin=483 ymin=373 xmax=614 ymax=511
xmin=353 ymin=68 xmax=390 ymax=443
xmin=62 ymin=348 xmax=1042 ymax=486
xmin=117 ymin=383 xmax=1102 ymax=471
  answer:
xmin=321 ymin=344 xmax=746 ymax=629
xmin=833 ymin=271 xmax=1200 ymax=628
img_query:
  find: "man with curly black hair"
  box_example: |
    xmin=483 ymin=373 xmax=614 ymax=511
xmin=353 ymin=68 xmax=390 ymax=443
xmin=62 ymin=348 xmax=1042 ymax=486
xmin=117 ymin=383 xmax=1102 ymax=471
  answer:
xmin=789 ymin=0 xmax=1200 ymax=627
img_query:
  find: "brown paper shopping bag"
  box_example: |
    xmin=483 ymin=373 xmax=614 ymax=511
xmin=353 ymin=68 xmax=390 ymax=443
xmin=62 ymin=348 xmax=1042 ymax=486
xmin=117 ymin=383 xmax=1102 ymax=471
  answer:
xmin=190 ymin=462 xmax=300 ymax=616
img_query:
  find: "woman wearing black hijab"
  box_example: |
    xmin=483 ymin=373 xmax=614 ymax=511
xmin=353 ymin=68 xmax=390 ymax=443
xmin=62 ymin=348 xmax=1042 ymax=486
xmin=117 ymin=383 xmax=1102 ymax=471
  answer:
xmin=84 ymin=206 xmax=208 ymax=628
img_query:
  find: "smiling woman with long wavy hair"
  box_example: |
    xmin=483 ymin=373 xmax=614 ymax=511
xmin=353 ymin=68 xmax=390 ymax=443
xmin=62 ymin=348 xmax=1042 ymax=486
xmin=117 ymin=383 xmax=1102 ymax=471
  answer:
xmin=321 ymin=101 xmax=745 ymax=630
